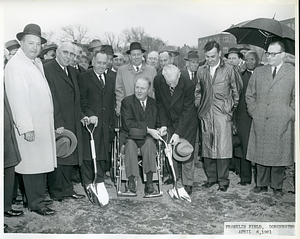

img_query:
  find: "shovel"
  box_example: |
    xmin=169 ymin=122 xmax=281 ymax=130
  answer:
xmin=84 ymin=124 xmax=109 ymax=206
xmin=159 ymin=136 xmax=191 ymax=202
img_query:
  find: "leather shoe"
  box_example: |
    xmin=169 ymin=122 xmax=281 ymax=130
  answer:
xmin=64 ymin=193 xmax=85 ymax=200
xmin=184 ymin=185 xmax=193 ymax=195
xmin=202 ymin=181 xmax=217 ymax=188
xmin=23 ymin=199 xmax=53 ymax=208
xmin=51 ymin=197 xmax=63 ymax=202
xmin=4 ymin=209 xmax=24 ymax=218
xmin=144 ymin=185 xmax=158 ymax=196
xmin=252 ymin=186 xmax=268 ymax=193
xmin=31 ymin=207 xmax=55 ymax=216
xmin=218 ymin=185 xmax=229 ymax=192
xmin=273 ymin=188 xmax=284 ymax=197
xmin=238 ymin=181 xmax=251 ymax=186
xmin=128 ymin=181 xmax=136 ymax=193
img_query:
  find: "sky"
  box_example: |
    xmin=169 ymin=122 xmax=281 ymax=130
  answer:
xmin=0 ymin=0 xmax=297 ymax=48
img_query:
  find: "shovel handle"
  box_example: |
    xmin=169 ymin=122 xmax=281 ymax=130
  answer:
xmin=90 ymin=139 xmax=96 ymax=160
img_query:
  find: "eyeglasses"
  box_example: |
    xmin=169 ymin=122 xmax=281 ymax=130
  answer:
xmin=265 ymin=52 xmax=282 ymax=57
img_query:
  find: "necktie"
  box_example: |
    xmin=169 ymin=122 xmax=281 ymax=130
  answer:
xmin=169 ymin=86 xmax=175 ymax=97
xmin=191 ymin=72 xmax=194 ymax=80
xmin=136 ymin=66 xmax=139 ymax=72
xmin=141 ymin=101 xmax=146 ymax=111
xmin=64 ymin=67 xmax=68 ymax=76
xmin=100 ymin=74 xmax=105 ymax=86
xmin=272 ymin=67 xmax=277 ymax=79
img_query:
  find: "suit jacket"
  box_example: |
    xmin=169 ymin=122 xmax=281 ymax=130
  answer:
xmin=153 ymin=74 xmax=198 ymax=146
xmin=121 ymin=94 xmax=158 ymax=137
xmin=181 ymin=67 xmax=198 ymax=85
xmin=44 ymin=59 xmax=84 ymax=166
xmin=78 ymin=69 xmax=115 ymax=161
xmin=115 ymin=62 xmax=156 ymax=114
xmin=245 ymin=63 xmax=294 ymax=166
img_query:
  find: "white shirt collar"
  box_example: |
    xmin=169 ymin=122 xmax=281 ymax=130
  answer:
xmin=133 ymin=64 xmax=142 ymax=71
xmin=140 ymin=97 xmax=148 ymax=107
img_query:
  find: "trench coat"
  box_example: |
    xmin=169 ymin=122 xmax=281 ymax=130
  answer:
xmin=78 ymin=69 xmax=115 ymax=161
xmin=5 ymin=48 xmax=57 ymax=174
xmin=115 ymin=62 xmax=156 ymax=114
xmin=44 ymin=59 xmax=84 ymax=166
xmin=245 ymin=63 xmax=295 ymax=166
xmin=195 ymin=59 xmax=240 ymax=159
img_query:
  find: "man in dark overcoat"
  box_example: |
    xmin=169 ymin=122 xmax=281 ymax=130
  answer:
xmin=78 ymin=51 xmax=115 ymax=188
xmin=154 ymin=64 xmax=198 ymax=195
xmin=234 ymin=50 xmax=260 ymax=185
xmin=44 ymin=41 xmax=86 ymax=201
xmin=4 ymin=89 xmax=23 ymax=218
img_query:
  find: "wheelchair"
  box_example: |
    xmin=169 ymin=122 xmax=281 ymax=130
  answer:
xmin=111 ymin=121 xmax=165 ymax=198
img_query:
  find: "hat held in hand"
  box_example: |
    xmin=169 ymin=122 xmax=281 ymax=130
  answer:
xmin=173 ymin=138 xmax=193 ymax=162
xmin=55 ymin=129 xmax=77 ymax=158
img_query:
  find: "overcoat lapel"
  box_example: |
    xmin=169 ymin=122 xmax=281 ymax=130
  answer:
xmin=90 ymin=71 xmax=104 ymax=89
xmin=161 ymin=77 xmax=172 ymax=103
xmin=133 ymin=96 xmax=145 ymax=119
xmin=54 ymin=61 xmax=74 ymax=87
xmin=269 ymin=64 xmax=287 ymax=88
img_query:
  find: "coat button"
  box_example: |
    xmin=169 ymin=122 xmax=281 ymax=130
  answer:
xmin=103 ymin=108 xmax=105 ymax=110
xmin=266 ymin=117 xmax=269 ymax=120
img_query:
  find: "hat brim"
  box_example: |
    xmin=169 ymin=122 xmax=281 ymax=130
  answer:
xmin=16 ymin=32 xmax=47 ymax=44
xmin=168 ymin=51 xmax=180 ymax=56
xmin=126 ymin=49 xmax=146 ymax=54
xmin=184 ymin=57 xmax=200 ymax=61
xmin=55 ymin=129 xmax=77 ymax=158
xmin=172 ymin=139 xmax=193 ymax=162
xmin=224 ymin=52 xmax=243 ymax=59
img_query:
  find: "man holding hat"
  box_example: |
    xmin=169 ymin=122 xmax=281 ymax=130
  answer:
xmin=5 ymin=39 xmax=20 ymax=62
xmin=154 ymin=64 xmax=198 ymax=195
xmin=5 ymin=23 xmax=57 ymax=216
xmin=115 ymin=41 xmax=156 ymax=115
xmin=121 ymin=77 xmax=161 ymax=196
xmin=44 ymin=41 xmax=87 ymax=201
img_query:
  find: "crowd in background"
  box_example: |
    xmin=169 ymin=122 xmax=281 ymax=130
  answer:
xmin=3 ymin=23 xmax=295 ymax=225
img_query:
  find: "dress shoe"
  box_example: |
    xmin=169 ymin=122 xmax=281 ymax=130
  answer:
xmin=273 ymin=189 xmax=284 ymax=197
xmin=202 ymin=181 xmax=217 ymax=188
xmin=4 ymin=209 xmax=24 ymax=218
xmin=252 ymin=186 xmax=268 ymax=193
xmin=64 ymin=193 xmax=85 ymax=200
xmin=238 ymin=181 xmax=251 ymax=186
xmin=128 ymin=181 xmax=136 ymax=194
xmin=31 ymin=207 xmax=55 ymax=216
xmin=144 ymin=185 xmax=158 ymax=196
xmin=218 ymin=185 xmax=229 ymax=192
xmin=51 ymin=197 xmax=64 ymax=202
xmin=184 ymin=185 xmax=193 ymax=195
xmin=164 ymin=178 xmax=173 ymax=185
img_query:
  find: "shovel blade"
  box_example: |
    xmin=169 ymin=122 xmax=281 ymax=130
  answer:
xmin=85 ymin=182 xmax=109 ymax=206
xmin=167 ymin=187 xmax=191 ymax=202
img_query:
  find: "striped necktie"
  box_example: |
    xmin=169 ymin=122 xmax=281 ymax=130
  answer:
xmin=169 ymin=86 xmax=175 ymax=97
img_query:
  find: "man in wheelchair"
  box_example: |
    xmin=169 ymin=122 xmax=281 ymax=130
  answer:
xmin=120 ymin=77 xmax=161 ymax=197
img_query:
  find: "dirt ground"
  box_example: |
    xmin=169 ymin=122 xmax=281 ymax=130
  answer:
xmin=3 ymin=163 xmax=295 ymax=235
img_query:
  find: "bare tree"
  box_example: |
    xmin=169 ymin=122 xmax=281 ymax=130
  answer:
xmin=42 ymin=31 xmax=55 ymax=44
xmin=60 ymin=24 xmax=90 ymax=43
xmin=101 ymin=32 xmax=123 ymax=50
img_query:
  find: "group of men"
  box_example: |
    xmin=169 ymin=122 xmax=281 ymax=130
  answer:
xmin=4 ymin=23 xmax=295 ymax=220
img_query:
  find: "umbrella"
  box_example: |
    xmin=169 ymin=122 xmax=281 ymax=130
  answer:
xmin=223 ymin=18 xmax=295 ymax=55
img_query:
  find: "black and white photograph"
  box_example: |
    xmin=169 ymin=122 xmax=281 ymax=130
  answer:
xmin=1 ymin=0 xmax=298 ymax=238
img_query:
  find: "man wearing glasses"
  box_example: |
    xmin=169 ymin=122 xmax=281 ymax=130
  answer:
xmin=245 ymin=41 xmax=295 ymax=197
xmin=44 ymin=42 xmax=87 ymax=202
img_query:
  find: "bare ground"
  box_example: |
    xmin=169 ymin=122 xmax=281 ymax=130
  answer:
xmin=4 ymin=164 xmax=295 ymax=235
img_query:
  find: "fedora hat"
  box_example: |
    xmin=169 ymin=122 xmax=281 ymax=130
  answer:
xmin=128 ymin=128 xmax=146 ymax=140
xmin=40 ymin=44 xmax=57 ymax=57
xmin=88 ymin=39 xmax=102 ymax=52
xmin=173 ymin=138 xmax=194 ymax=162
xmin=16 ymin=23 xmax=47 ymax=44
xmin=126 ymin=42 xmax=146 ymax=54
xmin=224 ymin=47 xmax=243 ymax=59
xmin=55 ymin=129 xmax=77 ymax=158
xmin=184 ymin=51 xmax=199 ymax=61
xmin=161 ymin=45 xmax=180 ymax=56
xmin=101 ymin=45 xmax=117 ymax=58
xmin=5 ymin=40 xmax=20 ymax=51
